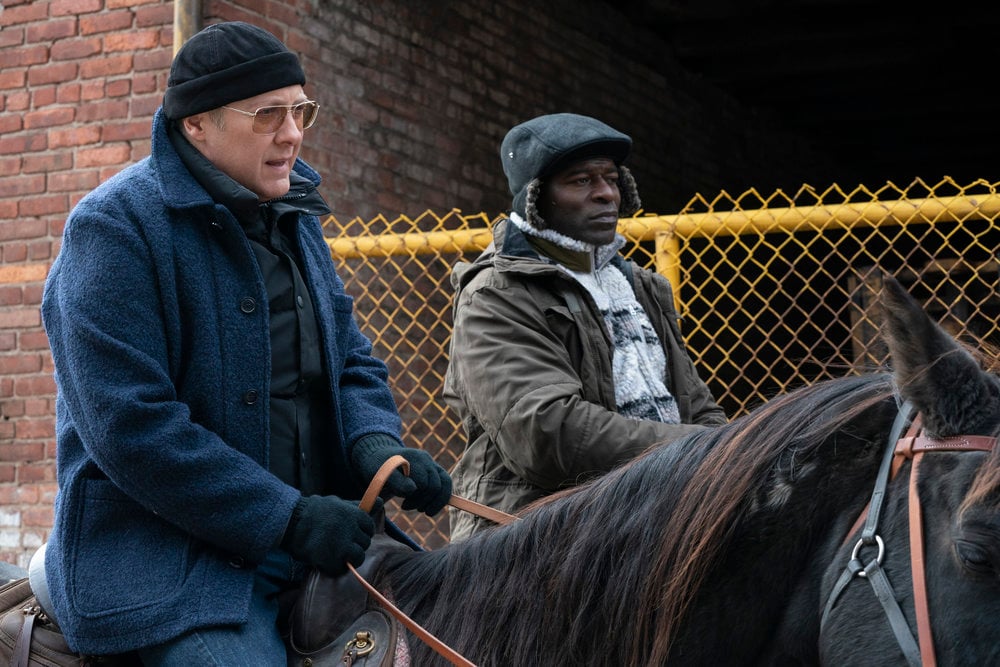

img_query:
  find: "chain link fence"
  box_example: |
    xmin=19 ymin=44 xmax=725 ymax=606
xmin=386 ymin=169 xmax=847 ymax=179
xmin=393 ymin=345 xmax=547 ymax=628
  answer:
xmin=326 ymin=177 xmax=1000 ymax=548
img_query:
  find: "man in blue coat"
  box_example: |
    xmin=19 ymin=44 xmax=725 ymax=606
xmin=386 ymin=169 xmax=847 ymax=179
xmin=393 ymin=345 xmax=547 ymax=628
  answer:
xmin=40 ymin=21 xmax=451 ymax=664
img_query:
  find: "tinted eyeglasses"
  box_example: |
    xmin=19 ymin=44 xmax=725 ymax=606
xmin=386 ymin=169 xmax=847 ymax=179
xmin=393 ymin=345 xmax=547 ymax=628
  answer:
xmin=220 ymin=100 xmax=320 ymax=134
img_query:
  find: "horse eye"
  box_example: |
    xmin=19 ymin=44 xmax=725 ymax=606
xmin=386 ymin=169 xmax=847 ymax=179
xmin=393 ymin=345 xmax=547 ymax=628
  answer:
xmin=955 ymin=540 xmax=995 ymax=575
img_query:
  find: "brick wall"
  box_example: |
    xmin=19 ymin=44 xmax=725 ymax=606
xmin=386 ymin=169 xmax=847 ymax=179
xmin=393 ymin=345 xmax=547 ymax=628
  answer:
xmin=0 ymin=0 xmax=828 ymax=566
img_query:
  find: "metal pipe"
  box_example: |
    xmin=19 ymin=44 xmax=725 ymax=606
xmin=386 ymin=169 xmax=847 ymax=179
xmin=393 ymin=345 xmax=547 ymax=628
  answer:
xmin=173 ymin=0 xmax=203 ymax=55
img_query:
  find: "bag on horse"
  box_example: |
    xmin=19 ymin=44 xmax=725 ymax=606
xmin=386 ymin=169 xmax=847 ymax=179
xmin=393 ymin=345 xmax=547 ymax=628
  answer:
xmin=0 ymin=576 xmax=82 ymax=667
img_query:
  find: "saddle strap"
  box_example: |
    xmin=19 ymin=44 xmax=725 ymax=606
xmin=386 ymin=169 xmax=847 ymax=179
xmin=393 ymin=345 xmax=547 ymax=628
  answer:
xmin=13 ymin=607 xmax=37 ymax=667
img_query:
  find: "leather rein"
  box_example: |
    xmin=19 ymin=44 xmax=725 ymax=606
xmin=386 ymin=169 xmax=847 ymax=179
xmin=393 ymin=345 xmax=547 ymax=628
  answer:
xmin=353 ymin=455 xmax=518 ymax=667
xmin=821 ymin=402 xmax=998 ymax=667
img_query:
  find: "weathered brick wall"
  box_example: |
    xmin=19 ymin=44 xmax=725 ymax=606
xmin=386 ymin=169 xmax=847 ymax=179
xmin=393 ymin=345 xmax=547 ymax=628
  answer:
xmin=0 ymin=0 xmax=829 ymax=566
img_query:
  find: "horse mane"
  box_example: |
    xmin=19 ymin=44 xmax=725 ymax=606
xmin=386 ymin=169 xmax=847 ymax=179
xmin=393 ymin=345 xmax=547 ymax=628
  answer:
xmin=382 ymin=372 xmax=899 ymax=665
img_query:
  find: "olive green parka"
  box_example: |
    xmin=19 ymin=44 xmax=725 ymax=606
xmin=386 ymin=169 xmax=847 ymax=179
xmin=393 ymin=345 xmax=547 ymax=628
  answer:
xmin=444 ymin=219 xmax=727 ymax=540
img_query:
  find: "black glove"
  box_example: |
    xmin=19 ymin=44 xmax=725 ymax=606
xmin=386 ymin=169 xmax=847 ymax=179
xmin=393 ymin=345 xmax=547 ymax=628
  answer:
xmin=351 ymin=435 xmax=453 ymax=515
xmin=280 ymin=495 xmax=378 ymax=575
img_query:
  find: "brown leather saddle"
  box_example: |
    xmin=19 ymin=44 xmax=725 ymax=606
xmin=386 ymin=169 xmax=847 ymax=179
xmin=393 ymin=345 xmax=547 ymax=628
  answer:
xmin=284 ymin=524 xmax=413 ymax=667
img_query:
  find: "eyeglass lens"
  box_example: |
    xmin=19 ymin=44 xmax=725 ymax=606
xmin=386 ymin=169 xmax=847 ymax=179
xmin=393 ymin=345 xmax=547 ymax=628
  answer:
xmin=252 ymin=102 xmax=319 ymax=134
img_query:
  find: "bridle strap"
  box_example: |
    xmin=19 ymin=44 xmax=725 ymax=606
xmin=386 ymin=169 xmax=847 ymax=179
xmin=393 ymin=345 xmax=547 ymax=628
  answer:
xmin=907 ymin=452 xmax=936 ymax=667
xmin=824 ymin=403 xmax=999 ymax=667
xmin=895 ymin=429 xmax=995 ymax=667
xmin=354 ymin=455 xmax=519 ymax=667
xmin=822 ymin=404 xmax=923 ymax=667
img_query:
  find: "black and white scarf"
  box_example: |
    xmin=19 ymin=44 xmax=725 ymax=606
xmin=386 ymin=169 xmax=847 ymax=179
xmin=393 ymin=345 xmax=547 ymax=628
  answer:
xmin=510 ymin=213 xmax=681 ymax=424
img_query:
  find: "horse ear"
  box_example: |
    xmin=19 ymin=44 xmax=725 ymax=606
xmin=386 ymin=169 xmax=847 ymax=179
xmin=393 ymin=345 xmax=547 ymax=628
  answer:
xmin=880 ymin=274 xmax=1000 ymax=437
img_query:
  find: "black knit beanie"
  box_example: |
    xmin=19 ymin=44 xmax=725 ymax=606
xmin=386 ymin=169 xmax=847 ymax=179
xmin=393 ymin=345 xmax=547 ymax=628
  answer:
xmin=162 ymin=21 xmax=305 ymax=120
xmin=500 ymin=113 xmax=632 ymax=218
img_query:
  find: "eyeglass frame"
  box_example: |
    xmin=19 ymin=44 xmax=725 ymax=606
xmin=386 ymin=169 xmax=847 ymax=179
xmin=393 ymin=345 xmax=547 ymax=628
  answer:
xmin=219 ymin=100 xmax=320 ymax=134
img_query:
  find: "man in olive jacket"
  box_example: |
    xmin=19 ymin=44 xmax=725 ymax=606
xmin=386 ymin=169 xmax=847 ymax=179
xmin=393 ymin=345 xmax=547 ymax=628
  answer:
xmin=445 ymin=113 xmax=726 ymax=540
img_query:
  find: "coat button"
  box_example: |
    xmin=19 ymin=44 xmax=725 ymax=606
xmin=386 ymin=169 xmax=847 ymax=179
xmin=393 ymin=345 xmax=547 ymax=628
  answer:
xmin=242 ymin=390 xmax=258 ymax=405
xmin=228 ymin=556 xmax=245 ymax=569
xmin=240 ymin=297 xmax=256 ymax=313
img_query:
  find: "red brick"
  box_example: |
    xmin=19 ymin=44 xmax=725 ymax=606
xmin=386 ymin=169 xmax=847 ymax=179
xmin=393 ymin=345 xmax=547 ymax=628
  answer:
xmin=80 ymin=11 xmax=135 ymax=35
xmin=80 ymin=54 xmax=132 ymax=78
xmin=48 ymin=125 xmax=101 ymax=149
xmin=20 ymin=195 xmax=68 ymax=217
xmin=80 ymin=80 xmax=105 ymax=100
xmin=0 ymin=2 xmax=49 ymax=26
xmin=108 ymin=0 xmax=161 ymax=7
xmin=0 ymin=133 xmax=47 ymax=155
xmin=0 ymin=27 xmax=24 ymax=49
xmin=0 ymin=203 xmax=18 ymax=220
xmin=51 ymin=37 xmax=103 ymax=61
xmin=47 ymin=170 xmax=99 ymax=193
xmin=22 ymin=151 xmax=73 ymax=173
xmin=18 ymin=463 xmax=55 ymax=484
xmin=0 ymin=157 xmax=21 ymax=177
xmin=56 ymin=83 xmax=82 ymax=103
xmin=0 ymin=310 xmax=40 ymax=331
xmin=4 ymin=90 xmax=30 ymax=111
xmin=0 ymin=44 xmax=47 ymax=68
xmin=0 ymin=483 xmax=38 ymax=504
xmin=0 ymin=115 xmax=22 ymax=134
xmin=77 ymin=144 xmax=131 ymax=168
xmin=23 ymin=107 xmax=75 ymax=129
xmin=130 ymin=94 xmax=161 ymax=117
xmin=0 ymin=333 xmax=15 ymax=351
xmin=102 ymin=120 xmax=150 ymax=142
xmin=107 ymin=78 xmax=131 ymax=97
xmin=13 ymin=375 xmax=55 ymax=396
xmin=30 ymin=86 xmax=57 ymax=108
xmin=0 ymin=69 xmax=27 ymax=91
xmin=0 ymin=244 xmax=27 ymax=262
xmin=133 ymin=48 xmax=171 ymax=72
xmin=0 ymin=442 xmax=44 ymax=462
xmin=15 ymin=419 xmax=54 ymax=440
xmin=0 ymin=287 xmax=22 ymax=307
xmin=0 ymin=466 xmax=14 ymax=485
xmin=27 ymin=240 xmax=53 ymax=262
xmin=26 ymin=62 xmax=78 ymax=86
xmin=135 ymin=4 xmax=173 ymax=28
xmin=132 ymin=72 xmax=158 ymax=94
xmin=19 ymin=332 xmax=51 ymax=352
xmin=25 ymin=18 xmax=77 ymax=42
xmin=0 ymin=355 xmax=42 ymax=375
xmin=0 ymin=174 xmax=44 ymax=198
xmin=21 ymin=506 xmax=54 ymax=528
xmin=21 ymin=286 xmax=44 ymax=307
xmin=50 ymin=0 xmax=102 ymax=17
xmin=0 ymin=421 xmax=13 ymax=441
xmin=76 ymin=99 xmax=128 ymax=122
xmin=104 ymin=28 xmax=160 ymax=52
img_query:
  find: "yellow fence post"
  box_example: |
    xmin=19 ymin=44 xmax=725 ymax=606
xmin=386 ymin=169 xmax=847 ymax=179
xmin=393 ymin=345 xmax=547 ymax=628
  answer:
xmin=655 ymin=230 xmax=683 ymax=313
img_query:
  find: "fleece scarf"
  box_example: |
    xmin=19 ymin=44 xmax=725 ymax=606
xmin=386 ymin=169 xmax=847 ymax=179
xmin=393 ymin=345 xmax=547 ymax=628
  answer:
xmin=510 ymin=213 xmax=681 ymax=424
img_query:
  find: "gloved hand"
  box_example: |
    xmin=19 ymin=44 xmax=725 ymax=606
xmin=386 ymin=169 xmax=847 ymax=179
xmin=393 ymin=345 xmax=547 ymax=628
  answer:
xmin=352 ymin=435 xmax=453 ymax=515
xmin=280 ymin=495 xmax=379 ymax=575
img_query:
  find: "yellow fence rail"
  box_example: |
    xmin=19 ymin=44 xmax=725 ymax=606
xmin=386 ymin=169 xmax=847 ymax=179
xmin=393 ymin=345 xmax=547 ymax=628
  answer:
xmin=325 ymin=177 xmax=1000 ymax=547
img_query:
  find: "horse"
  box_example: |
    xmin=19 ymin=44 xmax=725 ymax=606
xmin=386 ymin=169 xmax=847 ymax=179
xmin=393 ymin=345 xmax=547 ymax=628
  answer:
xmin=366 ymin=275 xmax=1000 ymax=665
xmin=5 ymin=276 xmax=999 ymax=664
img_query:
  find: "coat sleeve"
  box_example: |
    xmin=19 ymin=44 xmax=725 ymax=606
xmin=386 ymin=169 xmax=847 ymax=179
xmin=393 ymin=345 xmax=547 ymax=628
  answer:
xmin=446 ymin=271 xmax=706 ymax=492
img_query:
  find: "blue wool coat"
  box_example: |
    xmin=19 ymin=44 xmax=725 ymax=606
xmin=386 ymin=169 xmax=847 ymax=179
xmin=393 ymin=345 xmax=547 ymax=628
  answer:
xmin=40 ymin=110 xmax=406 ymax=655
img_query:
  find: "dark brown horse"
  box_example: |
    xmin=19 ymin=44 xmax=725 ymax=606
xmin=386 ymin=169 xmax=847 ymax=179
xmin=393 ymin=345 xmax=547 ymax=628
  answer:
xmin=371 ymin=276 xmax=1000 ymax=665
